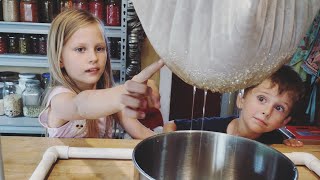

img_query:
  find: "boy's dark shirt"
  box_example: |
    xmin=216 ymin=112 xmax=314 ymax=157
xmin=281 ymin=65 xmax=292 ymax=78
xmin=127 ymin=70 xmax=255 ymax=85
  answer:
xmin=174 ymin=116 xmax=285 ymax=144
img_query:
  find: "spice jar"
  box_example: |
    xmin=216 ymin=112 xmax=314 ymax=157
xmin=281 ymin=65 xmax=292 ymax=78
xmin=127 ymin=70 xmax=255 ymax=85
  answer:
xmin=19 ymin=34 xmax=30 ymax=54
xmin=0 ymin=34 xmax=8 ymax=54
xmin=58 ymin=0 xmax=73 ymax=12
xmin=108 ymin=37 xmax=121 ymax=59
xmin=30 ymin=35 xmax=39 ymax=54
xmin=8 ymin=34 xmax=19 ymax=54
xmin=116 ymin=38 xmax=121 ymax=59
xmin=20 ymin=0 xmax=39 ymax=22
xmin=0 ymin=71 xmax=19 ymax=82
xmin=22 ymin=80 xmax=43 ymax=117
xmin=39 ymin=35 xmax=47 ymax=55
xmin=3 ymin=0 xmax=19 ymax=22
xmin=105 ymin=0 xmax=121 ymax=26
xmin=3 ymin=81 xmax=22 ymax=117
xmin=73 ymin=0 xmax=88 ymax=10
xmin=39 ymin=0 xmax=56 ymax=23
xmin=89 ymin=0 xmax=104 ymax=22
xmin=18 ymin=73 xmax=36 ymax=93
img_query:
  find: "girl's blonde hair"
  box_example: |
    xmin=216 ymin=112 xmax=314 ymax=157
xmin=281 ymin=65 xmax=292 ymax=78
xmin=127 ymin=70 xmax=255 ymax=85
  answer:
xmin=44 ymin=9 xmax=115 ymax=138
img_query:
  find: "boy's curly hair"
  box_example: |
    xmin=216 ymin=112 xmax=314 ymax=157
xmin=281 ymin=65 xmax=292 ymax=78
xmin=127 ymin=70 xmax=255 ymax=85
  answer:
xmin=244 ymin=65 xmax=305 ymax=107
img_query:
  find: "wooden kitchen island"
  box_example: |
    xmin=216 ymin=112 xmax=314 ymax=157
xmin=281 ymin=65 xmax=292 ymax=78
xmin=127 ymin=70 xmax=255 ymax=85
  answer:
xmin=1 ymin=136 xmax=319 ymax=180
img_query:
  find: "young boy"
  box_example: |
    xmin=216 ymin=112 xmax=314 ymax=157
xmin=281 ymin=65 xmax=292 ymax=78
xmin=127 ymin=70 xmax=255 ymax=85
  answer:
xmin=164 ymin=65 xmax=305 ymax=147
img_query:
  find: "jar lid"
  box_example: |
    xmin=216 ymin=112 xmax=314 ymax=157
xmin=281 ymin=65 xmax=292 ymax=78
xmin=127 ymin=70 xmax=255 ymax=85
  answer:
xmin=19 ymin=73 xmax=36 ymax=79
xmin=42 ymin=72 xmax=50 ymax=78
xmin=25 ymin=80 xmax=40 ymax=85
xmin=4 ymin=81 xmax=14 ymax=85
xmin=0 ymin=71 xmax=19 ymax=77
xmin=0 ymin=71 xmax=19 ymax=81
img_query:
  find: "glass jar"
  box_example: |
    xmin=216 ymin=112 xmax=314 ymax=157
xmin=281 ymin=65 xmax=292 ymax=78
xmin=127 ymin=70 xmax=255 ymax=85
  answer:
xmin=108 ymin=37 xmax=121 ymax=59
xmin=73 ymin=0 xmax=88 ymax=10
xmin=41 ymin=72 xmax=50 ymax=89
xmin=89 ymin=0 xmax=104 ymax=22
xmin=19 ymin=34 xmax=30 ymax=54
xmin=0 ymin=34 xmax=8 ymax=54
xmin=116 ymin=38 xmax=121 ymax=59
xmin=0 ymin=0 xmax=3 ymax=21
xmin=39 ymin=0 xmax=56 ymax=23
xmin=20 ymin=0 xmax=38 ymax=22
xmin=39 ymin=35 xmax=47 ymax=55
xmin=22 ymin=80 xmax=43 ymax=117
xmin=0 ymin=82 xmax=4 ymax=116
xmin=59 ymin=0 xmax=73 ymax=12
xmin=0 ymin=71 xmax=19 ymax=82
xmin=3 ymin=0 xmax=19 ymax=22
xmin=18 ymin=73 xmax=36 ymax=93
xmin=30 ymin=35 xmax=39 ymax=54
xmin=8 ymin=34 xmax=18 ymax=53
xmin=3 ymin=81 xmax=22 ymax=117
xmin=105 ymin=0 xmax=121 ymax=26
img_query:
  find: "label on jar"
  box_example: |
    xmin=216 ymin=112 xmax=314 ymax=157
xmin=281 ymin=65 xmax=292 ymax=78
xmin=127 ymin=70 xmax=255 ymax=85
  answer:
xmin=106 ymin=5 xmax=120 ymax=26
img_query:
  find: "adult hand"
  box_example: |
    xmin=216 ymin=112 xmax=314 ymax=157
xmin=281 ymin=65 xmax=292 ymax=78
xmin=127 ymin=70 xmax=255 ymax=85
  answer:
xmin=121 ymin=59 xmax=164 ymax=119
xmin=163 ymin=121 xmax=177 ymax=132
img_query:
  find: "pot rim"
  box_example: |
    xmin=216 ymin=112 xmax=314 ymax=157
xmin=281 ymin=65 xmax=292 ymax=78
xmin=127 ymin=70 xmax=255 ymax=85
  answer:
xmin=132 ymin=130 xmax=298 ymax=180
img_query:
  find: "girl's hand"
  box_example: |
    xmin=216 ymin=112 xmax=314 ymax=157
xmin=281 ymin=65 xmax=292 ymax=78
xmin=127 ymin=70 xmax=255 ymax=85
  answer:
xmin=121 ymin=60 xmax=164 ymax=119
xmin=283 ymin=138 xmax=304 ymax=147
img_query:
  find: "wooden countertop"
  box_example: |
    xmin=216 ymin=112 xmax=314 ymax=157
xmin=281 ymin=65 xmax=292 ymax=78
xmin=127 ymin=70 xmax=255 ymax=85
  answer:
xmin=1 ymin=136 xmax=319 ymax=180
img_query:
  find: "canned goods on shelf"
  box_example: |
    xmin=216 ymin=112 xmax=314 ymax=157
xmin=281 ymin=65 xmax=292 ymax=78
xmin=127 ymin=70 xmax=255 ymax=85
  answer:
xmin=20 ymin=0 xmax=39 ymax=22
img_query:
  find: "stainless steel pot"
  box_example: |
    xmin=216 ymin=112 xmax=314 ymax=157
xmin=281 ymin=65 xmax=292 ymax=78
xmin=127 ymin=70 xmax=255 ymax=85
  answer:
xmin=133 ymin=131 xmax=297 ymax=180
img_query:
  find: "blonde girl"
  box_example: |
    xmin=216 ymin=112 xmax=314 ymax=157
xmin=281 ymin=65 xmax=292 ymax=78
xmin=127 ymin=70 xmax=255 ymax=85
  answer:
xmin=39 ymin=9 xmax=164 ymax=139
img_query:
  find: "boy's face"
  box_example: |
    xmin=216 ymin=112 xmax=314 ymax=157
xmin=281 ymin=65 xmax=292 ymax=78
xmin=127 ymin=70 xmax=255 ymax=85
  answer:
xmin=237 ymin=79 xmax=293 ymax=134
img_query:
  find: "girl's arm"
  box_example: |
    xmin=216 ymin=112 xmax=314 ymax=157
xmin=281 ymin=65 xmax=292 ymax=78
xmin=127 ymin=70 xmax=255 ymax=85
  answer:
xmin=48 ymin=60 xmax=164 ymax=128
xmin=48 ymin=85 xmax=126 ymax=127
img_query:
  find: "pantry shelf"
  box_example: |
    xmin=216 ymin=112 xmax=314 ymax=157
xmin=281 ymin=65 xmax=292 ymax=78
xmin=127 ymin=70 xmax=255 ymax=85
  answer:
xmin=0 ymin=21 xmax=123 ymax=37
xmin=0 ymin=54 xmax=48 ymax=67
xmin=0 ymin=116 xmax=46 ymax=135
xmin=0 ymin=0 xmax=128 ymax=136
xmin=0 ymin=22 xmax=50 ymax=34
xmin=0 ymin=54 xmax=123 ymax=70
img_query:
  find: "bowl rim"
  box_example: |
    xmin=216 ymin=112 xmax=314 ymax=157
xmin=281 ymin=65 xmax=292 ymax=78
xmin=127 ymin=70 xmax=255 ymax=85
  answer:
xmin=132 ymin=130 xmax=298 ymax=180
